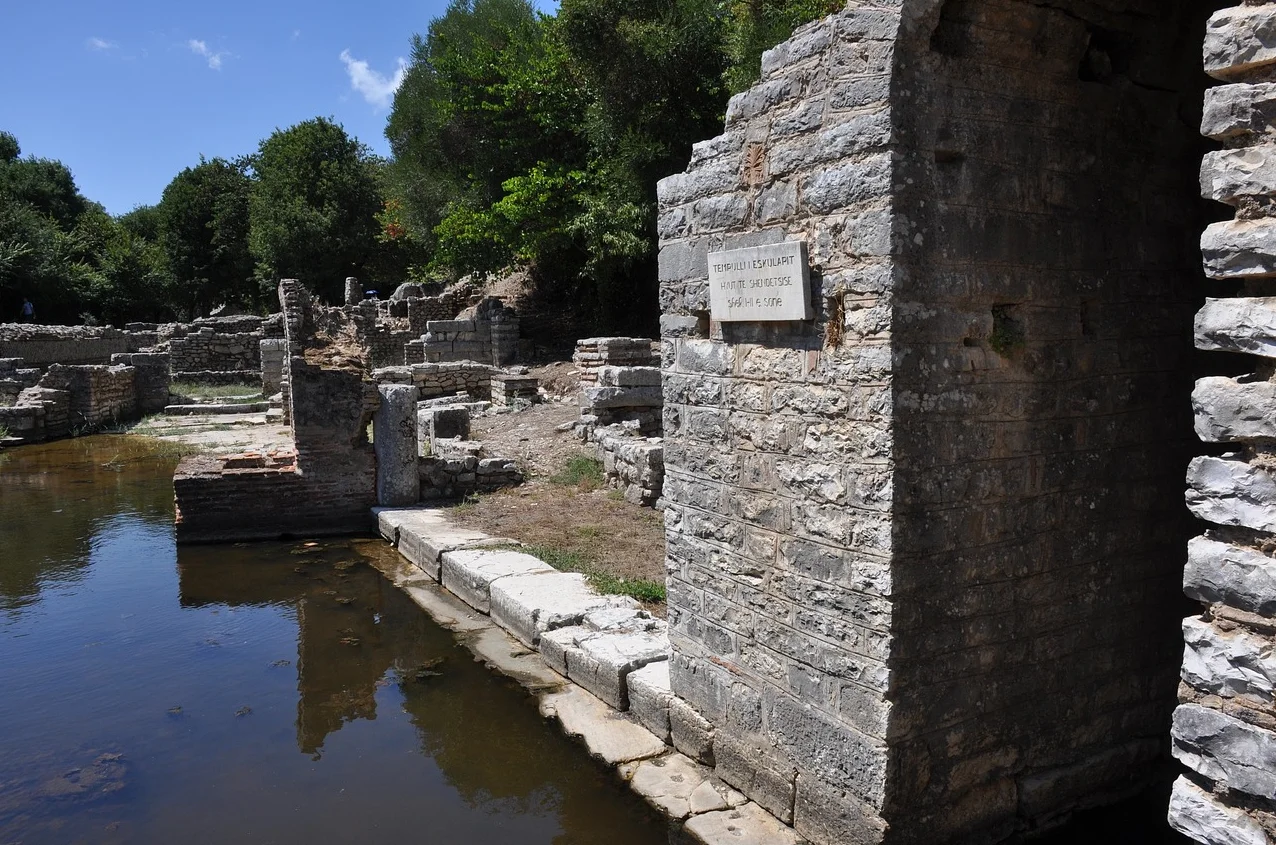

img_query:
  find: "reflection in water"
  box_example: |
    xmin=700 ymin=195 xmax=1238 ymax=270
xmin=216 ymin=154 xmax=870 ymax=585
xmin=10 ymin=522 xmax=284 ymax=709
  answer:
xmin=0 ymin=437 xmax=670 ymax=845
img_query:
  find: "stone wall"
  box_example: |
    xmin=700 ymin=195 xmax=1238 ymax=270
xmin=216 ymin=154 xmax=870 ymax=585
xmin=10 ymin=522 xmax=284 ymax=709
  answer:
xmin=595 ymin=425 xmax=664 ymax=506
xmin=373 ymin=362 xmax=498 ymax=400
xmin=657 ymin=3 xmax=1210 ymax=843
xmin=174 ymin=280 xmax=380 ymax=543
xmin=580 ymin=365 xmax=664 ymax=435
xmin=574 ymin=337 xmax=656 ymax=386
xmin=109 ymin=352 xmax=170 ymax=414
xmin=168 ymin=327 xmax=261 ymax=374
xmin=260 ymin=339 xmax=286 ymax=396
xmin=0 ymin=324 xmax=137 ymax=365
xmin=1171 ymin=6 xmax=1276 ymax=845
xmin=420 ymin=297 xmax=520 ymax=365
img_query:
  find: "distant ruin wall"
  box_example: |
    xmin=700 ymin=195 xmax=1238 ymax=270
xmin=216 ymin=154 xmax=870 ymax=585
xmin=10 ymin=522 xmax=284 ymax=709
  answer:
xmin=657 ymin=3 xmax=1208 ymax=843
xmin=1171 ymin=7 xmax=1276 ymax=845
xmin=0 ymin=325 xmax=136 ymax=365
xmin=168 ymin=327 xmax=261 ymax=373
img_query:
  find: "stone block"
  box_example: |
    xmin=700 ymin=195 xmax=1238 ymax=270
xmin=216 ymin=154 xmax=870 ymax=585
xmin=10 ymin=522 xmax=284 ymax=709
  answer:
xmin=1167 ymin=775 xmax=1268 ymax=845
xmin=1182 ymin=616 xmax=1276 ymax=702
xmin=714 ymin=732 xmax=798 ymax=824
xmin=582 ymin=385 xmax=664 ymax=410
xmin=1202 ymin=83 xmax=1276 ymax=143
xmin=1172 ymin=703 xmax=1276 ymax=799
xmin=1193 ymin=376 xmax=1276 ymax=442
xmin=1186 ymin=456 xmax=1276 ymax=533
xmin=670 ymin=696 xmax=716 ymax=765
xmin=538 ymin=686 xmax=667 ymax=765
xmin=1202 ymin=220 xmax=1276 ymax=280
xmin=1205 ymin=5 xmax=1276 ymax=80
xmin=1202 ymin=147 xmax=1276 ymax=205
xmin=1196 ymin=298 xmax=1276 ymax=358
xmin=374 ymin=506 xmax=498 ymax=580
xmin=440 ymin=549 xmax=554 ymax=614
xmin=620 ymin=752 xmax=747 ymax=821
xmin=1185 ymin=535 xmax=1276 ymax=617
xmin=596 ymin=366 xmax=663 ymax=388
xmin=793 ymin=773 xmax=888 ymax=845
xmin=567 ymin=629 xmax=671 ymax=710
xmin=627 ymin=660 xmax=674 ymax=742
xmin=427 ymin=404 xmax=470 ymax=444
xmin=374 ymin=384 xmax=419 ymax=506
xmin=683 ymin=802 xmax=800 ymax=845
xmin=488 ymin=570 xmax=616 ymax=647
xmin=427 ymin=319 xmax=476 ymax=334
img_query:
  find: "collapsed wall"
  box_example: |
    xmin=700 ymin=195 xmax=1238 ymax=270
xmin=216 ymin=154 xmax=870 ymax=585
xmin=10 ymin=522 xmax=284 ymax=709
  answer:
xmin=657 ymin=2 xmax=1209 ymax=843
xmin=1171 ymin=6 xmax=1276 ymax=845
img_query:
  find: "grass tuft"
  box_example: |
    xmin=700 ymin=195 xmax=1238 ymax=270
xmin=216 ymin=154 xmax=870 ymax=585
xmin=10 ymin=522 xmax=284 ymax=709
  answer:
xmin=170 ymin=381 xmax=263 ymax=401
xmin=520 ymin=543 xmax=666 ymax=604
xmin=550 ymin=456 xmax=604 ymax=490
xmin=0 ymin=424 xmax=9 ymax=440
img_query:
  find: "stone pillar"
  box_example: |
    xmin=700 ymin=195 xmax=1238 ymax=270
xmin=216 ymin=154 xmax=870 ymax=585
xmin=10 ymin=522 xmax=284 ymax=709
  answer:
xmin=374 ymin=384 xmax=419 ymax=505
xmin=344 ymin=277 xmax=362 ymax=306
xmin=259 ymin=339 xmax=286 ymax=397
xmin=1171 ymin=7 xmax=1276 ymax=845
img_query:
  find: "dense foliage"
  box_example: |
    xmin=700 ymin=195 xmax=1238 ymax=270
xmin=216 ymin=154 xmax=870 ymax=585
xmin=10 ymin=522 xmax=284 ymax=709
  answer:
xmin=0 ymin=1 xmax=837 ymax=329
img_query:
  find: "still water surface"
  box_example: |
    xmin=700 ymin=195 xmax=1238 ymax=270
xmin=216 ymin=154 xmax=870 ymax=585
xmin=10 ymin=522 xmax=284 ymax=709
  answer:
xmin=0 ymin=436 xmax=670 ymax=844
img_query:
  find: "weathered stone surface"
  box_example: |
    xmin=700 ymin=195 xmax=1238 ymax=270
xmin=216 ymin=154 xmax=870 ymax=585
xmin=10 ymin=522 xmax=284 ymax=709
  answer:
xmin=1202 ymin=147 xmax=1276 ymax=205
xmin=620 ymin=752 xmax=743 ymax=820
xmin=1205 ymin=5 xmax=1276 ymax=80
xmin=670 ymin=696 xmax=716 ymax=766
xmin=1203 ymin=83 xmax=1276 ymax=143
xmin=1182 ymin=616 xmax=1276 ymax=702
xmin=1193 ymin=377 xmax=1276 ymax=442
xmin=1167 ymin=775 xmax=1269 ymax=845
xmin=1186 ymin=535 xmax=1276 ymax=617
xmin=1187 ymin=456 xmax=1276 ymax=533
xmin=627 ymin=660 xmax=675 ymax=743
xmin=539 ymin=686 xmax=667 ymax=765
xmin=374 ymin=384 xmax=419 ymax=506
xmin=714 ymin=732 xmax=797 ymax=825
xmin=683 ymin=803 xmax=801 ymax=845
xmin=488 ymin=570 xmax=616 ymax=647
xmin=440 ymin=549 xmax=553 ymax=614
xmin=567 ymin=630 xmax=671 ymax=710
xmin=1202 ymin=220 xmax=1276 ymax=280
xmin=793 ymin=773 xmax=888 ymax=845
xmin=1197 ymin=298 xmax=1276 ymax=358
xmin=1172 ymin=703 xmax=1276 ymax=799
xmin=374 ymin=506 xmax=501 ymax=580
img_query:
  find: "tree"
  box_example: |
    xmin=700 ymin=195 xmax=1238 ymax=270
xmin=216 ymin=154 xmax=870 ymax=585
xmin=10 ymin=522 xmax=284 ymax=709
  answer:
xmin=722 ymin=0 xmax=842 ymax=93
xmin=158 ymin=157 xmax=254 ymax=317
xmin=248 ymin=118 xmax=384 ymax=303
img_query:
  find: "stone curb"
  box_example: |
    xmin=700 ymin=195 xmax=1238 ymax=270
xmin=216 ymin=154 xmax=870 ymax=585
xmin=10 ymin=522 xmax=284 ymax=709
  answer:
xmin=369 ymin=505 xmax=803 ymax=845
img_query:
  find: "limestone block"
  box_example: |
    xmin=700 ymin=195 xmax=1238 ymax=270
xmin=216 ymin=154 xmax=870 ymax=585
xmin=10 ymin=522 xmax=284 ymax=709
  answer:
xmin=440 ymin=549 xmax=553 ymax=614
xmin=1193 ymin=376 xmax=1276 ymax=442
xmin=373 ymin=506 xmax=498 ymax=580
xmin=374 ymin=384 xmax=419 ymax=506
xmin=793 ymin=773 xmax=889 ymax=845
xmin=1182 ymin=616 xmax=1276 ymax=702
xmin=1167 ymin=776 xmax=1269 ymax=845
xmin=582 ymin=385 xmax=664 ymax=410
xmin=670 ymin=696 xmax=716 ymax=765
xmin=683 ymin=802 xmax=800 ymax=845
xmin=344 ymin=277 xmax=361 ymax=305
xmin=1203 ymin=147 xmax=1276 ymax=205
xmin=596 ymin=366 xmax=663 ymax=388
xmin=1203 ymin=83 xmax=1276 ymax=143
xmin=427 ymin=319 xmax=476 ymax=333
xmin=538 ymin=686 xmax=667 ymax=765
xmin=1206 ymin=5 xmax=1276 ymax=80
xmin=1186 ymin=456 xmax=1276 ymax=533
xmin=1186 ymin=535 xmax=1276 ymax=616
xmin=488 ymin=570 xmax=616 ymax=647
xmin=627 ymin=660 xmax=675 ymax=743
xmin=714 ymin=732 xmax=798 ymax=824
xmin=1172 ymin=703 xmax=1276 ymax=798
xmin=619 ymin=752 xmax=746 ymax=821
xmin=541 ymin=624 xmax=588 ymax=676
xmin=427 ymin=404 xmax=470 ymax=445
xmin=1197 ymin=298 xmax=1276 ymax=358
xmin=1202 ymin=220 xmax=1276 ymax=280
xmin=567 ymin=630 xmax=671 ymax=710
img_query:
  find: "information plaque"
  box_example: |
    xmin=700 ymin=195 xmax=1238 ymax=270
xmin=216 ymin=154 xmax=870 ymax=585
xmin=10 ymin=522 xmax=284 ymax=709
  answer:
xmin=707 ymin=241 xmax=812 ymax=322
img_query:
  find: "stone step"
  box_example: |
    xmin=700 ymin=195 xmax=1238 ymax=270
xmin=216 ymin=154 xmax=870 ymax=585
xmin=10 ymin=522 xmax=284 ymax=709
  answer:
xmin=163 ymin=402 xmax=269 ymax=415
xmin=1187 ymin=456 xmax=1276 ymax=533
xmin=440 ymin=548 xmax=554 ymax=614
xmin=1196 ymin=297 xmax=1276 ymax=357
xmin=541 ymin=608 xmax=670 ymax=710
xmin=1202 ymin=219 xmax=1276 ymax=279
xmin=1206 ymin=4 xmax=1276 ymax=81
xmin=1192 ymin=376 xmax=1276 ymax=442
xmin=489 ymin=570 xmax=629 ymax=648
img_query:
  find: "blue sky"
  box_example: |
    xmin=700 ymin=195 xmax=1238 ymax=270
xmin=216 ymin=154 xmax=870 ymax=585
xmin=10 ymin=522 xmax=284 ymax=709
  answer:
xmin=1 ymin=0 xmax=553 ymax=216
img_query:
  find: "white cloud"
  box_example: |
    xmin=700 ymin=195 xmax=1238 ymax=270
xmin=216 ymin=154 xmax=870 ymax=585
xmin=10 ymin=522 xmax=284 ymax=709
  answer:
xmin=339 ymin=49 xmax=406 ymax=110
xmin=188 ymin=39 xmax=227 ymax=70
xmin=87 ymin=37 xmax=117 ymax=51
xmin=292 ymin=29 xmax=302 ymax=41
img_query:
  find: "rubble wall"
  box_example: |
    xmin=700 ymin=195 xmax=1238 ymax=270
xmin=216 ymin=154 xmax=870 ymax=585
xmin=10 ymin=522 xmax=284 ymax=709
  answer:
xmin=168 ymin=327 xmax=261 ymax=374
xmin=658 ymin=2 xmax=1210 ymax=843
xmin=1172 ymin=5 xmax=1276 ymax=844
xmin=0 ymin=325 xmax=136 ymax=365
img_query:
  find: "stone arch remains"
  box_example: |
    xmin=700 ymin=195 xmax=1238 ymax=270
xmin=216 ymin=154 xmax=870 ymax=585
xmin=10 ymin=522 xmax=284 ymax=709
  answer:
xmin=657 ymin=1 xmax=1224 ymax=843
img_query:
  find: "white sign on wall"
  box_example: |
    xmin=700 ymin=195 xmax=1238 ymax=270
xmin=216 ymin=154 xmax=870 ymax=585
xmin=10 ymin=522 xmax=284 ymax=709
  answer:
xmin=707 ymin=241 xmax=813 ymax=322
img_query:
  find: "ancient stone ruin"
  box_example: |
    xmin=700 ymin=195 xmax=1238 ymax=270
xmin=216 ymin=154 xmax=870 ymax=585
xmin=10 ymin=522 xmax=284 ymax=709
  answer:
xmin=654 ymin=2 xmax=1271 ymax=844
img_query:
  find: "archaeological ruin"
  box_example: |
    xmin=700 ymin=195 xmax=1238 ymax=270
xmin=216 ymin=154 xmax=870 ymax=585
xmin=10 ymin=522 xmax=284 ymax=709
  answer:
xmin=10 ymin=3 xmax=1276 ymax=845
